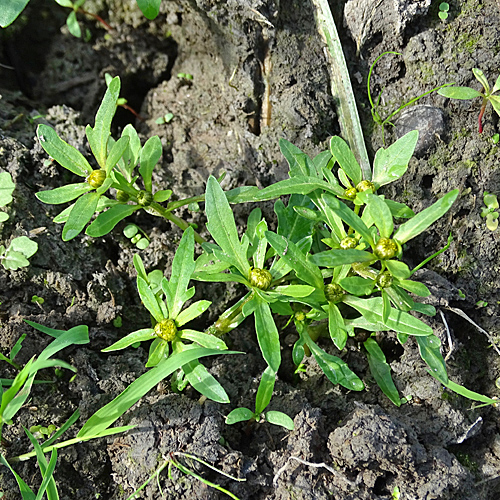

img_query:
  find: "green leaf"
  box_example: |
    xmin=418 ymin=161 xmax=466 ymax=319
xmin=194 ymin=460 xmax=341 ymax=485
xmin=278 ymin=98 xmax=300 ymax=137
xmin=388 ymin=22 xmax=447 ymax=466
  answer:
xmin=255 ymin=366 xmax=276 ymax=414
xmin=205 ymin=176 xmax=250 ymax=276
xmin=86 ymin=204 xmax=139 ymax=237
xmin=442 ymin=379 xmax=498 ymax=405
xmin=472 ymin=68 xmax=489 ymax=93
xmin=146 ymin=338 xmax=169 ymax=367
xmin=393 ymin=189 xmax=459 ymax=244
xmin=339 ymin=276 xmax=374 ymax=296
xmin=182 ymin=357 xmax=229 ymax=403
xmin=323 ymin=194 xmax=374 ymax=245
xmin=265 ymin=231 xmax=323 ymax=289
xmin=363 ymin=193 xmax=394 ymax=238
xmin=66 ymin=10 xmax=81 ymax=37
xmin=79 ymin=348 xmax=239 ymax=438
xmin=137 ymin=276 xmax=164 ymax=322
xmin=136 ymin=0 xmax=161 ymax=19
xmin=437 ymin=86 xmax=483 ymax=99
xmin=279 ymin=139 xmax=317 ymax=177
xmin=364 ymin=338 xmax=401 ymax=406
xmin=133 ymin=254 xmax=148 ymax=283
xmin=153 ymin=190 xmax=172 ymax=202
xmin=86 ymin=76 xmax=120 ymax=168
xmin=9 ymin=236 xmax=37 ymax=259
xmin=165 ymin=226 xmax=196 ymax=319
xmin=118 ymin=124 xmax=141 ymax=181
xmin=329 ymin=136 xmax=362 ymax=185
xmin=416 ymin=335 xmax=448 ymax=384
xmin=489 ymin=95 xmax=500 ymax=116
xmin=62 ymin=191 xmax=100 ymax=241
xmin=0 ymin=452 xmax=36 ymax=499
xmin=309 ymin=249 xmax=375 ymax=267
xmin=102 ymin=328 xmax=155 ymax=352
xmin=385 ymin=260 xmax=411 ymax=280
xmin=385 ymin=199 xmax=415 ymax=218
xmin=37 ymin=124 xmax=92 ymax=177
xmin=175 ymin=300 xmax=211 ymax=327
xmin=36 ymin=183 xmax=94 ymax=204
xmin=343 ymin=296 xmax=433 ymax=336
xmin=105 ymin=136 xmax=129 ymax=175
xmin=275 ymin=195 xmax=315 ymax=243
xmin=0 ymin=0 xmax=30 ymax=27
xmin=254 ymin=176 xmax=343 ymax=200
xmin=265 ymin=411 xmax=294 ymax=430
xmin=328 ymin=302 xmax=347 ymax=350
xmin=254 ymin=297 xmax=281 ymax=373
xmin=397 ymin=279 xmax=430 ymax=297
xmin=0 ymin=171 xmax=15 ymax=206
xmin=271 ymin=285 xmax=315 ymax=298
xmin=372 ymin=131 xmax=418 ymax=188
xmin=178 ymin=330 xmax=227 ymax=350
xmin=493 ymin=73 xmax=500 ymax=94
xmin=139 ymin=136 xmax=162 ymax=193
xmin=226 ymin=407 xmax=254 ymax=425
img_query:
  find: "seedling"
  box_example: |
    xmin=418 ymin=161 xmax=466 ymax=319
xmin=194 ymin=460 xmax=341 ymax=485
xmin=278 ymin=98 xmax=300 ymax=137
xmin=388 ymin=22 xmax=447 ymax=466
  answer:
xmin=0 ymin=172 xmax=38 ymax=270
xmin=226 ymin=366 xmax=294 ymax=430
xmin=155 ymin=113 xmax=174 ymax=125
xmin=481 ymin=192 xmax=499 ymax=231
xmin=177 ymin=72 xmax=193 ymax=81
xmin=438 ymin=68 xmax=500 ymax=133
xmin=438 ymin=2 xmax=450 ymax=21
xmin=367 ymin=52 xmax=452 ymax=143
xmin=123 ymin=224 xmax=150 ymax=249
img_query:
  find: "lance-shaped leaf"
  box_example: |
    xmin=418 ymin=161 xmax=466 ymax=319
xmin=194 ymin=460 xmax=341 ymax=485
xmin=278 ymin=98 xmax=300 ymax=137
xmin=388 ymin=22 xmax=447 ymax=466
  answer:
xmin=183 ymin=358 xmax=229 ymax=403
xmin=329 ymin=302 xmax=347 ymax=350
xmin=137 ymin=276 xmax=164 ymax=322
xmin=102 ymin=328 xmax=155 ymax=352
xmin=254 ymin=296 xmax=281 ymax=373
xmin=105 ymin=135 xmax=130 ymax=175
xmin=62 ymin=191 xmax=100 ymax=241
xmin=205 ymin=176 xmax=250 ymax=276
xmin=363 ymin=192 xmax=394 ymax=238
xmin=117 ymin=124 xmax=142 ymax=181
xmin=86 ymin=204 xmax=140 ymax=237
xmin=178 ymin=330 xmax=227 ymax=350
xmin=275 ymin=195 xmax=315 ymax=243
xmin=322 ymin=194 xmax=374 ymax=246
xmin=253 ymin=176 xmax=343 ymax=200
xmin=339 ymin=276 xmax=374 ymax=296
xmin=372 ymin=130 xmax=418 ymax=188
xmin=279 ymin=138 xmax=318 ymax=177
xmin=309 ymin=248 xmax=375 ymax=267
xmin=36 ymin=183 xmax=94 ymax=205
xmin=364 ymin=338 xmax=401 ymax=406
xmin=226 ymin=407 xmax=254 ymax=424
xmin=437 ymin=86 xmax=483 ymax=99
xmin=175 ymin=300 xmax=211 ymax=327
xmin=163 ymin=226 xmax=197 ymax=319
xmin=416 ymin=335 xmax=448 ymax=385
xmin=265 ymin=231 xmax=323 ymax=289
xmin=255 ymin=366 xmax=276 ymax=414
xmin=37 ymin=124 xmax=92 ymax=177
xmin=139 ymin=135 xmax=162 ymax=192
xmin=393 ymin=189 xmax=459 ymax=244
xmin=330 ymin=136 xmax=362 ymax=185
xmin=343 ymin=296 xmax=433 ymax=336
xmin=86 ymin=76 xmax=120 ymax=168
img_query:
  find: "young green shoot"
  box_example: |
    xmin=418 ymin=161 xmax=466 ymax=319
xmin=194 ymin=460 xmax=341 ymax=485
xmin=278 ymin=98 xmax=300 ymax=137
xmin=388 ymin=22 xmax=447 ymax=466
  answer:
xmin=438 ymin=68 xmax=500 ymax=133
xmin=481 ymin=192 xmax=499 ymax=231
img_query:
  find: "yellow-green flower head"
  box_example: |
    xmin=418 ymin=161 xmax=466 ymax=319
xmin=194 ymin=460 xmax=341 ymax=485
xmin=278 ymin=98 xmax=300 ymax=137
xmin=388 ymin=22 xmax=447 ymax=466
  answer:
xmin=137 ymin=190 xmax=154 ymax=207
xmin=374 ymin=237 xmax=398 ymax=260
xmin=154 ymin=318 xmax=177 ymax=341
xmin=340 ymin=236 xmax=358 ymax=249
xmin=356 ymin=180 xmax=375 ymax=193
xmin=324 ymin=283 xmax=345 ymax=303
xmin=248 ymin=268 xmax=273 ymax=290
xmin=87 ymin=169 xmax=106 ymax=188
xmin=344 ymin=187 xmax=357 ymax=200
xmin=294 ymin=310 xmax=306 ymax=322
xmin=116 ymin=190 xmax=130 ymax=202
xmin=376 ymin=271 xmax=393 ymax=289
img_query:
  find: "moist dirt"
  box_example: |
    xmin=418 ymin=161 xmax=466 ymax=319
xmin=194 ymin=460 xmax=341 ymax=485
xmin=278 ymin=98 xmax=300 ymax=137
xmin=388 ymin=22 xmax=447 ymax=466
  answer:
xmin=1 ymin=0 xmax=500 ymax=499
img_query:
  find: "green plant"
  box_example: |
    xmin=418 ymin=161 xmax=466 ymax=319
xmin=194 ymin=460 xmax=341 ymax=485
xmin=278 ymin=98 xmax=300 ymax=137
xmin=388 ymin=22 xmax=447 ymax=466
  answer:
xmin=35 ymin=76 xmax=204 ymax=244
xmin=123 ymin=224 xmax=150 ymax=249
xmin=155 ymin=113 xmax=174 ymax=125
xmin=481 ymin=192 xmax=499 ymax=231
xmin=0 ymin=172 xmax=38 ymax=270
xmin=438 ymin=68 xmax=500 ymax=133
xmin=438 ymin=2 xmax=450 ymax=21
xmin=226 ymin=366 xmax=294 ymax=430
xmin=367 ymin=52 xmax=452 ymax=144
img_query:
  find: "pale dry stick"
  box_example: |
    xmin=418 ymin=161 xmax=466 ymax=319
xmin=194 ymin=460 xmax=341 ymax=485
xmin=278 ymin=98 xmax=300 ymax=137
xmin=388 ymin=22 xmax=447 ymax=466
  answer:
xmin=439 ymin=309 xmax=455 ymax=362
xmin=259 ymin=48 xmax=273 ymax=129
xmin=446 ymin=306 xmax=500 ymax=356
xmin=272 ymin=456 xmax=356 ymax=488
xmin=249 ymin=7 xmax=275 ymax=28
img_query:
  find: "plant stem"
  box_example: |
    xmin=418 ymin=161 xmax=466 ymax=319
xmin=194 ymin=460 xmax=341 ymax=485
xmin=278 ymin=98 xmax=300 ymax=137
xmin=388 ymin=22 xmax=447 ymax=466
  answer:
xmin=207 ymin=292 xmax=254 ymax=336
xmin=77 ymin=8 xmax=113 ymax=31
xmin=478 ymin=97 xmax=487 ymax=133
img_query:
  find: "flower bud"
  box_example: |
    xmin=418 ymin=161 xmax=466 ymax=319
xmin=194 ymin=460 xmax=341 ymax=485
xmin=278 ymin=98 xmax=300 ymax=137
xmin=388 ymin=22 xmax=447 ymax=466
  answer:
xmin=248 ymin=268 xmax=273 ymax=290
xmin=154 ymin=318 xmax=177 ymax=341
xmin=116 ymin=190 xmax=130 ymax=202
xmin=324 ymin=283 xmax=345 ymax=303
xmin=374 ymin=237 xmax=398 ymax=260
xmin=340 ymin=236 xmax=358 ymax=249
xmin=376 ymin=271 xmax=393 ymax=289
xmin=356 ymin=180 xmax=375 ymax=193
xmin=87 ymin=169 xmax=106 ymax=188
xmin=137 ymin=190 xmax=154 ymax=207
xmin=344 ymin=187 xmax=357 ymax=200
xmin=294 ymin=311 xmax=306 ymax=322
